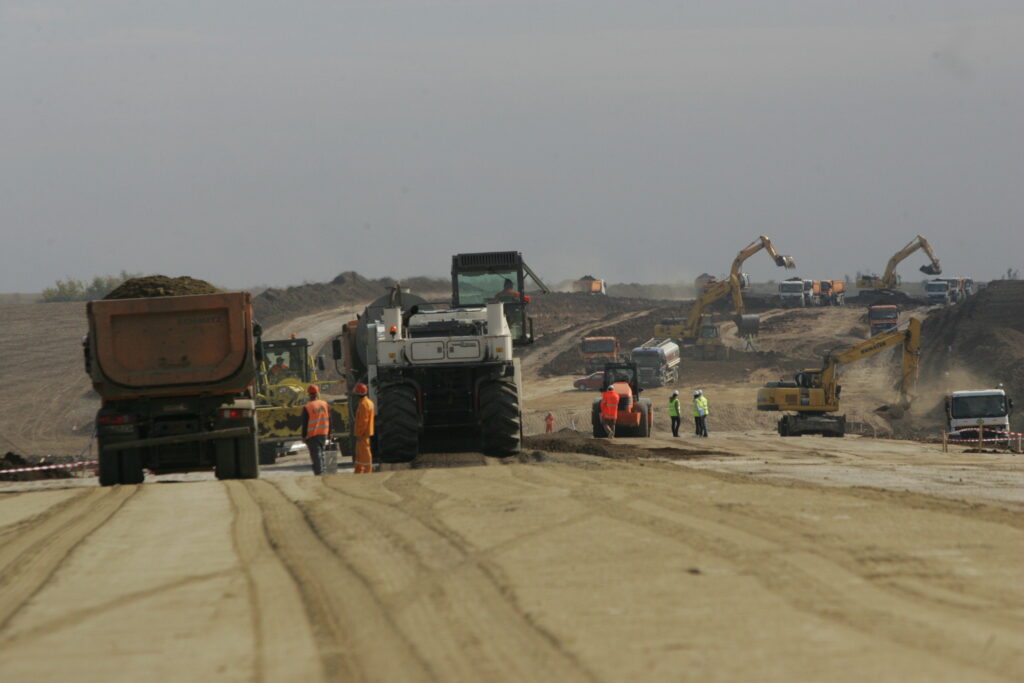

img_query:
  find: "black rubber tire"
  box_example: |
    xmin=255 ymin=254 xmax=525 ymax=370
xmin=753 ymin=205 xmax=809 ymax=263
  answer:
xmin=778 ymin=418 xmax=787 ymax=437
xmin=215 ymin=439 xmax=238 ymax=480
xmin=377 ymin=385 xmax=420 ymax=463
xmin=258 ymin=442 xmax=278 ymax=465
xmin=119 ymin=450 xmax=145 ymax=485
xmin=592 ymin=404 xmax=606 ymax=438
xmin=236 ymin=434 xmax=259 ymax=479
xmin=637 ymin=402 xmax=650 ymax=437
xmin=98 ymin=451 xmax=120 ymax=487
xmin=480 ymin=380 xmax=521 ymax=456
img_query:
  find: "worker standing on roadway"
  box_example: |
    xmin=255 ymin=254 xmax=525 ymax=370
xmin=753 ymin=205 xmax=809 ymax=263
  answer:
xmin=353 ymin=382 xmax=375 ymax=474
xmin=301 ymin=385 xmax=331 ymax=475
xmin=545 ymin=412 xmax=555 ymax=433
xmin=668 ymin=390 xmax=682 ymax=437
xmin=601 ymin=385 xmax=619 ymax=438
xmin=692 ymin=389 xmax=709 ymax=437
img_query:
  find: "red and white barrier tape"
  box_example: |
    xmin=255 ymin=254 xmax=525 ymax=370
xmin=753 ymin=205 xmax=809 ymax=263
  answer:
xmin=0 ymin=460 xmax=98 ymax=475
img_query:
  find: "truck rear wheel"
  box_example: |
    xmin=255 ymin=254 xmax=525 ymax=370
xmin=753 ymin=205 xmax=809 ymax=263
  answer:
xmin=377 ymin=385 xmax=419 ymax=463
xmin=98 ymin=451 xmax=120 ymax=486
xmin=120 ymin=451 xmax=145 ymax=485
xmin=258 ymin=442 xmax=278 ymax=465
xmin=215 ymin=439 xmax=239 ymax=480
xmin=237 ymin=434 xmax=259 ymax=479
xmin=480 ymin=380 xmax=521 ymax=456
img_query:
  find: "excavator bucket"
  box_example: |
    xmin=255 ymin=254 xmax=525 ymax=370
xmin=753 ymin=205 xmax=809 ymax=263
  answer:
xmin=919 ymin=264 xmax=941 ymax=275
xmin=735 ymin=314 xmax=761 ymax=337
xmin=774 ymin=255 xmax=796 ymax=269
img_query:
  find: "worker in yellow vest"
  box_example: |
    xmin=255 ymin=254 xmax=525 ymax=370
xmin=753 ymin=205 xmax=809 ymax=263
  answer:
xmin=692 ymin=389 xmax=709 ymax=437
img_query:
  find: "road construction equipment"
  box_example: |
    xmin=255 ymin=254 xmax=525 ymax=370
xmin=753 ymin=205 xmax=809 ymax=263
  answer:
xmin=591 ymin=362 xmax=653 ymax=437
xmin=580 ymin=336 xmax=620 ymax=373
xmin=572 ymin=275 xmax=606 ymax=295
xmin=856 ymin=235 xmax=942 ymax=290
xmin=84 ymin=292 xmax=260 ymax=485
xmin=663 ymin=236 xmax=795 ymax=358
xmin=778 ymin=278 xmax=810 ymax=307
xmin=630 ymin=338 xmax=680 ymax=387
xmin=946 ymin=390 xmax=1013 ymax=440
xmin=255 ymin=336 xmax=348 ymax=465
xmin=868 ymin=304 xmax=899 ymax=336
xmin=334 ymin=251 xmax=544 ymax=463
xmin=757 ymin=317 xmax=921 ymax=437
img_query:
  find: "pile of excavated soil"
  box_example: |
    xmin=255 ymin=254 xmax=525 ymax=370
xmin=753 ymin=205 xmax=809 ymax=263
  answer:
xmin=0 ymin=452 xmax=74 ymax=481
xmin=253 ymin=271 xmax=449 ymax=327
xmin=104 ymin=275 xmax=220 ymax=299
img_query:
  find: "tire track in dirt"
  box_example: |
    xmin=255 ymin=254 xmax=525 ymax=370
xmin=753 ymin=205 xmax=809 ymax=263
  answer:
xmin=244 ymin=479 xmax=433 ymax=682
xmin=522 ymin=309 xmax=653 ymax=382
xmin=0 ymin=486 xmax=136 ymax=631
xmin=312 ymin=473 xmax=599 ymax=683
xmin=507 ymin=463 xmax=1023 ymax=679
xmin=225 ymin=481 xmax=324 ymax=683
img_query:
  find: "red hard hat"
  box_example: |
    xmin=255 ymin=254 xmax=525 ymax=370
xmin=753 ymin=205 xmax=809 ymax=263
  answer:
xmin=353 ymin=382 xmax=369 ymax=396
xmin=307 ymin=385 xmax=319 ymax=395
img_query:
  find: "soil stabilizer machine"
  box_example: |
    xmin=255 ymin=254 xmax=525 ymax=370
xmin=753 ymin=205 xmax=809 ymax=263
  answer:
xmin=757 ymin=317 xmax=921 ymax=437
xmin=254 ymin=336 xmax=348 ymax=464
xmin=333 ymin=251 xmax=547 ymax=462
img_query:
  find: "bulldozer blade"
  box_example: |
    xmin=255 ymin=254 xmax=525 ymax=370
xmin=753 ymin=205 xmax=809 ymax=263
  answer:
xmin=919 ymin=264 xmax=941 ymax=275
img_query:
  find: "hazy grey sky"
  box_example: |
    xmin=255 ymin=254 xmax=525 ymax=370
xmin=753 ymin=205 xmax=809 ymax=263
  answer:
xmin=3 ymin=1 xmax=1022 ymax=292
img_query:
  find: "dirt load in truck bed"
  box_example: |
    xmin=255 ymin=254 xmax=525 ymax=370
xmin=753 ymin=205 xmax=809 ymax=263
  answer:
xmin=105 ymin=275 xmax=220 ymax=299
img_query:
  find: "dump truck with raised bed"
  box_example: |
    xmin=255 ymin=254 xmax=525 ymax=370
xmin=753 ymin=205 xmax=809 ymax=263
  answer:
xmin=591 ymin=362 xmax=653 ymax=438
xmin=84 ymin=292 xmax=261 ymax=485
xmin=255 ymin=336 xmax=348 ymax=464
xmin=757 ymin=317 xmax=921 ymax=437
xmin=333 ymin=251 xmax=547 ymax=462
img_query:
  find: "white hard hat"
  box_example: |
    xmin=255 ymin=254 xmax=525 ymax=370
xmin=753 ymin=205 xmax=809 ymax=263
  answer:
xmin=607 ymin=386 xmax=614 ymax=391
xmin=672 ymin=390 xmax=679 ymax=396
xmin=693 ymin=389 xmax=701 ymax=396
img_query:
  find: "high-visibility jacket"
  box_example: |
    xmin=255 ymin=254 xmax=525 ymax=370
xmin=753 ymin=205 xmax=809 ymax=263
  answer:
xmin=668 ymin=397 xmax=681 ymax=417
xmin=303 ymin=399 xmax=331 ymax=438
xmin=601 ymin=390 xmax=620 ymax=420
xmin=355 ymin=396 xmax=375 ymax=438
xmin=692 ymin=395 xmax=709 ymax=418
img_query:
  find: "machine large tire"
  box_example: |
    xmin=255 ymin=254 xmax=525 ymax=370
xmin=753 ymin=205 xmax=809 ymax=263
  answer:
xmin=377 ymin=385 xmax=420 ymax=463
xmin=98 ymin=451 xmax=120 ymax=486
xmin=636 ymin=403 xmax=650 ymax=437
xmin=215 ymin=439 xmax=239 ymax=480
xmin=236 ymin=434 xmax=259 ymax=479
xmin=119 ymin=450 xmax=145 ymax=485
xmin=258 ymin=442 xmax=278 ymax=465
xmin=479 ymin=380 xmax=521 ymax=456
xmin=592 ymin=403 xmax=606 ymax=438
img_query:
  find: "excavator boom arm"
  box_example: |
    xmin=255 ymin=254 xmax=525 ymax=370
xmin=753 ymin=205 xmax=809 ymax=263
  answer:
xmin=881 ymin=235 xmax=941 ymax=287
xmin=821 ymin=318 xmax=921 ymax=403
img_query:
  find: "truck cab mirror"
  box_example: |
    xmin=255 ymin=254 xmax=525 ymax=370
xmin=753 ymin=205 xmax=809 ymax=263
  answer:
xmin=317 ymin=355 xmax=326 ymax=371
xmin=331 ymin=338 xmax=343 ymax=361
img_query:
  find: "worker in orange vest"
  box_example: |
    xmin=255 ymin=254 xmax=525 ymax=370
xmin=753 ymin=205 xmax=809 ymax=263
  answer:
xmin=545 ymin=412 xmax=555 ymax=433
xmin=302 ymin=385 xmax=332 ymax=475
xmin=353 ymin=382 xmax=375 ymax=474
xmin=600 ymin=385 xmax=619 ymax=438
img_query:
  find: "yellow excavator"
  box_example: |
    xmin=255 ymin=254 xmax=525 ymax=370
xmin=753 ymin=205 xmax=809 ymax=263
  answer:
xmin=656 ymin=236 xmax=796 ymax=359
xmin=856 ymin=235 xmax=941 ymax=290
xmin=757 ymin=317 xmax=921 ymax=437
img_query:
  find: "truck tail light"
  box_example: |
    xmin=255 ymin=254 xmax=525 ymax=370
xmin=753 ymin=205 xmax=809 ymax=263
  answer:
xmin=98 ymin=414 xmax=137 ymax=425
xmin=219 ymin=408 xmax=254 ymax=419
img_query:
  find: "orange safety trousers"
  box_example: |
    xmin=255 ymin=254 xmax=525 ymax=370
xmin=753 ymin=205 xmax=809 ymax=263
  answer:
xmin=354 ymin=437 xmax=373 ymax=474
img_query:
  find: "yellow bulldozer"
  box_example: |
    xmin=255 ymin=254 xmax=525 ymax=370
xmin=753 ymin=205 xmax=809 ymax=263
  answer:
xmin=256 ymin=336 xmax=348 ymax=464
xmin=757 ymin=317 xmax=921 ymax=437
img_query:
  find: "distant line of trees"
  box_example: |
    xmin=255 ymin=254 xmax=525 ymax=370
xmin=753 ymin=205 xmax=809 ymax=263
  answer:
xmin=41 ymin=271 xmax=142 ymax=302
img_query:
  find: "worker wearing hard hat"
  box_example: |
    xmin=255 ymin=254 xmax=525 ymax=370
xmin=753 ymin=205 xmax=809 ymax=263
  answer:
xmin=692 ymin=389 xmax=709 ymax=437
xmin=353 ymin=382 xmax=375 ymax=474
xmin=668 ymin=390 xmax=682 ymax=437
xmin=600 ymin=385 xmax=619 ymax=438
xmin=302 ymin=385 xmax=332 ymax=475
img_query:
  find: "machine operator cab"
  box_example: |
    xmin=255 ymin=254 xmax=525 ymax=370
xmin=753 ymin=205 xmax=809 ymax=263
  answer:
xmin=451 ymin=251 xmax=549 ymax=346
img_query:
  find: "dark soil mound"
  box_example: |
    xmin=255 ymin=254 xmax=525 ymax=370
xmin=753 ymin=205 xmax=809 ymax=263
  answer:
xmin=105 ymin=275 xmax=220 ymax=299
xmin=0 ymin=452 xmax=74 ymax=481
xmin=253 ymin=271 xmax=449 ymax=328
